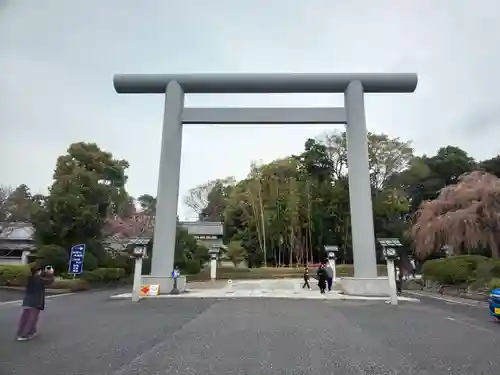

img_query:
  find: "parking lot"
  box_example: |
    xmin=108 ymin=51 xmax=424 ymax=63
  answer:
xmin=1 ymin=289 xmax=499 ymax=375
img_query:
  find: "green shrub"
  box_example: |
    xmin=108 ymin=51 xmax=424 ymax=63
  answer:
xmin=83 ymin=252 xmax=99 ymax=271
xmin=450 ymin=255 xmax=490 ymax=270
xmin=487 ymin=278 xmax=500 ymax=291
xmin=422 ymin=258 xmax=473 ymax=285
xmin=422 ymin=258 xmax=446 ymax=280
xmin=101 ymin=255 xmax=135 ymax=274
xmin=36 ymin=245 xmax=68 ymax=274
xmin=183 ymin=259 xmax=202 ymax=275
xmin=490 ymin=261 xmax=500 ymax=278
xmin=0 ymin=265 xmax=30 ymax=286
xmin=472 ymin=260 xmax=494 ymax=281
xmin=51 ymin=278 xmax=89 ymax=291
xmin=82 ymin=267 xmax=126 ymax=283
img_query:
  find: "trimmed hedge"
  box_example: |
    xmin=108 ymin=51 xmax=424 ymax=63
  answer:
xmin=487 ymin=278 xmax=500 ymax=291
xmin=0 ymin=265 xmax=126 ymax=291
xmin=81 ymin=267 xmax=126 ymax=283
xmin=51 ymin=278 xmax=90 ymax=292
xmin=0 ymin=264 xmax=30 ymax=286
xmin=422 ymin=255 xmax=500 ymax=286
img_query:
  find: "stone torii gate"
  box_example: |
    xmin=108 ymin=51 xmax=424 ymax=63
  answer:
xmin=113 ymin=73 xmax=418 ymax=293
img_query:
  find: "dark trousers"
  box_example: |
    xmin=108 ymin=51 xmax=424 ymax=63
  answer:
xmin=327 ymin=277 xmax=333 ymax=291
xmin=318 ymin=280 xmax=326 ymax=294
xmin=302 ymin=278 xmax=310 ymax=289
xmin=17 ymin=307 xmax=40 ymax=337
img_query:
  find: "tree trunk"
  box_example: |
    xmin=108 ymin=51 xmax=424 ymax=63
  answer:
xmin=306 ymin=182 xmax=313 ymax=264
xmin=303 ymin=229 xmax=309 ymax=265
xmin=248 ymin=192 xmax=264 ymax=264
xmin=257 ymin=186 xmax=267 ymax=267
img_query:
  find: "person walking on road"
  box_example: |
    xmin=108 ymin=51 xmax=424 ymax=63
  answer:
xmin=325 ymin=263 xmax=334 ymax=292
xmin=317 ymin=263 xmax=328 ymax=294
xmin=17 ymin=263 xmax=54 ymax=341
xmin=302 ymin=266 xmax=311 ymax=289
xmin=410 ymin=258 xmax=417 ymax=278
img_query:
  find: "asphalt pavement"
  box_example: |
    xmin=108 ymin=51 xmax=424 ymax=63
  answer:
xmin=0 ymin=289 xmax=25 ymax=303
xmin=1 ymin=289 xmax=500 ymax=375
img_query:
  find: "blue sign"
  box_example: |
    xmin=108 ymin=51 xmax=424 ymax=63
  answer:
xmin=171 ymin=269 xmax=180 ymax=279
xmin=68 ymin=244 xmax=86 ymax=274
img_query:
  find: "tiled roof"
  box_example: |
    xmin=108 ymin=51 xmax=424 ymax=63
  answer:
xmin=0 ymin=221 xmax=223 ymax=241
xmin=0 ymin=222 xmax=35 ymax=241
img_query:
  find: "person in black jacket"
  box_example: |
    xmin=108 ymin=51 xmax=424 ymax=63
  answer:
xmin=17 ymin=263 xmax=54 ymax=341
xmin=317 ymin=263 xmax=327 ymax=294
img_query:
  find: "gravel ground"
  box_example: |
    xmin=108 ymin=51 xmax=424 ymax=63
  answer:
xmin=1 ymin=289 xmax=500 ymax=375
xmin=187 ymin=280 xmax=228 ymax=289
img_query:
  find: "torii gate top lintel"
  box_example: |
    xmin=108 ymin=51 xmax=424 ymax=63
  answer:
xmin=113 ymin=73 xmax=418 ymax=95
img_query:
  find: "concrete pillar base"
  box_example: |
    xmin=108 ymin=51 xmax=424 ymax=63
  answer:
xmin=338 ymin=277 xmax=391 ymax=297
xmin=141 ymin=276 xmax=187 ymax=294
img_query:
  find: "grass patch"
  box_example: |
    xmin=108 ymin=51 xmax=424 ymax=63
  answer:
xmin=186 ymin=264 xmax=388 ymax=281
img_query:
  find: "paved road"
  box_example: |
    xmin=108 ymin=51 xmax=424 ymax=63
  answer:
xmin=0 ymin=289 xmax=25 ymax=302
xmin=1 ymin=290 xmax=500 ymax=375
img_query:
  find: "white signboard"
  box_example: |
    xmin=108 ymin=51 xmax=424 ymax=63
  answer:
xmin=148 ymin=284 xmax=160 ymax=296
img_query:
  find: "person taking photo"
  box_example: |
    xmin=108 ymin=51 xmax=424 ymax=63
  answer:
xmin=17 ymin=263 xmax=54 ymax=341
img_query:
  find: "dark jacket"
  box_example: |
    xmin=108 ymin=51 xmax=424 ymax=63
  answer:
xmin=317 ymin=268 xmax=327 ymax=280
xmin=303 ymin=269 xmax=309 ymax=280
xmin=22 ymin=272 xmax=54 ymax=310
xmin=317 ymin=267 xmax=327 ymax=287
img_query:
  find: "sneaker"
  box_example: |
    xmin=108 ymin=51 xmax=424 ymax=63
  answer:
xmin=26 ymin=332 xmax=38 ymax=340
xmin=16 ymin=336 xmax=28 ymax=341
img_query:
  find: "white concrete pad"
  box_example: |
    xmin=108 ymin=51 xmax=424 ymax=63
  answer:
xmin=111 ymin=278 xmax=419 ymax=302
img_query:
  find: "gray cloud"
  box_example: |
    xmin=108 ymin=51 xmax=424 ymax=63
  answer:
xmin=1 ymin=0 xmax=499 ymax=219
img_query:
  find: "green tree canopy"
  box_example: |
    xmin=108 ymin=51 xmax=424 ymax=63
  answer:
xmin=32 ymin=142 xmax=131 ymax=264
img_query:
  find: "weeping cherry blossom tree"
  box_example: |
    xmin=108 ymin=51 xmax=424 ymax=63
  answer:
xmin=103 ymin=213 xmax=155 ymax=255
xmin=410 ymin=171 xmax=500 ymax=259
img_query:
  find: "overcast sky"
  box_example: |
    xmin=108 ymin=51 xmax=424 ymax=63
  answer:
xmin=1 ymin=0 xmax=499 ymax=219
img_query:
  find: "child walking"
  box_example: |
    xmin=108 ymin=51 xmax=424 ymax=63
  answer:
xmin=302 ymin=266 xmax=311 ymax=289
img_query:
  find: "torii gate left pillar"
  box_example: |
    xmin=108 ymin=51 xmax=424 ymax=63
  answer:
xmin=113 ymin=73 xmax=418 ymax=295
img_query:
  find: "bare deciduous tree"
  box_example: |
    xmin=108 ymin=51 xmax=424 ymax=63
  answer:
xmin=318 ymin=131 xmax=347 ymax=180
xmin=184 ymin=177 xmax=235 ymax=216
xmin=0 ymin=185 xmax=12 ymax=221
xmin=410 ymin=171 xmax=500 ymax=259
xmin=317 ymin=131 xmax=414 ymax=190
